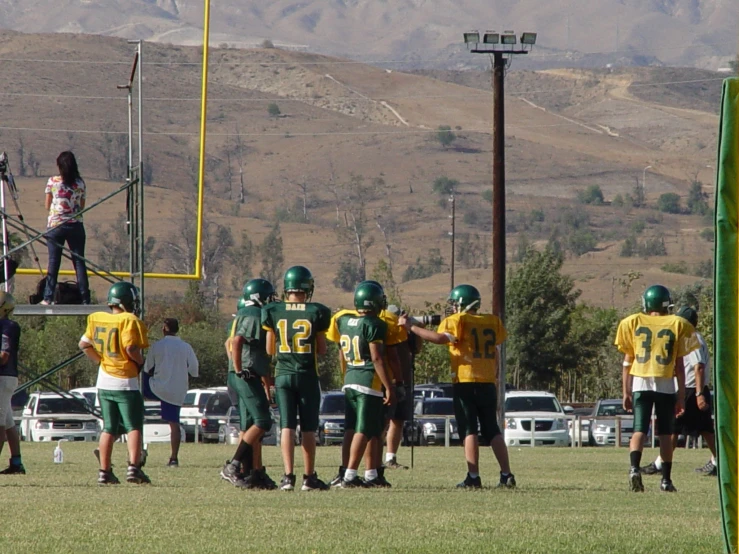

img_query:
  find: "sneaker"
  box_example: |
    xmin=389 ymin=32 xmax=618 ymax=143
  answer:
xmin=330 ymin=466 xmax=346 ymax=488
xmin=457 ymin=474 xmax=482 ymax=489
xmin=365 ymin=475 xmax=392 ymax=488
xmin=39 ymin=300 xmax=53 ymax=305
xmin=97 ymin=469 xmax=120 ymax=485
xmin=302 ymin=472 xmax=330 ymax=491
xmin=126 ymin=465 xmax=151 ymax=484
xmin=220 ymin=460 xmax=245 ymax=486
xmin=167 ymin=459 xmax=179 ymax=468
xmin=695 ymin=460 xmax=716 ymax=475
xmin=629 ymin=468 xmax=644 ymax=492
xmin=496 ymin=473 xmax=516 ymax=489
xmin=280 ymin=473 xmax=296 ymax=491
xmin=257 ymin=469 xmax=278 ymax=490
xmin=339 ymin=475 xmax=366 ymax=488
xmin=0 ymin=463 xmax=26 ymax=475
xmin=660 ymin=479 xmax=678 ymax=492
xmin=641 ymin=462 xmax=661 ymax=475
xmin=384 ymin=459 xmax=408 ymax=470
xmin=704 ymin=464 xmax=718 ymax=477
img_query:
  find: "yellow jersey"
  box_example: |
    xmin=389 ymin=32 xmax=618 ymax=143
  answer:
xmin=327 ymin=308 xmax=406 ymax=379
xmin=83 ymin=311 xmax=149 ymax=379
xmin=615 ymin=313 xmax=699 ymax=379
xmin=437 ymin=312 xmax=507 ymax=384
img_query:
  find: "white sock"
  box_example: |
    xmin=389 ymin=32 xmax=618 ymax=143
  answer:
xmin=654 ymin=457 xmax=663 ymax=470
xmin=469 ymin=472 xmax=479 ymax=479
xmin=385 ymin=453 xmax=395 ymax=463
xmin=344 ymin=469 xmax=357 ymax=482
xmin=365 ymin=469 xmax=378 ymax=481
xmin=711 ymin=456 xmax=717 ymax=465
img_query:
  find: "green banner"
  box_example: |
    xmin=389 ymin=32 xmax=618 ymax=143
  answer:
xmin=715 ymin=77 xmax=739 ymax=554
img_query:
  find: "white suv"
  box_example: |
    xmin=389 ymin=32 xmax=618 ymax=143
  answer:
xmin=181 ymin=388 xmax=224 ymax=442
xmin=503 ymin=391 xmax=570 ymax=447
xmin=20 ymin=392 xmax=100 ymax=442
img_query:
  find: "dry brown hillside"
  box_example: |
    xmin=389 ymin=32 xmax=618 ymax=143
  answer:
xmin=0 ymin=32 xmax=720 ymax=312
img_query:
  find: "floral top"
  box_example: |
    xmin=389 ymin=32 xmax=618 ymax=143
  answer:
xmin=45 ymin=176 xmax=86 ymax=229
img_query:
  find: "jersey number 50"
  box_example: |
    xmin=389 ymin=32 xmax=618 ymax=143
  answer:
xmin=93 ymin=326 xmax=121 ymax=358
xmin=276 ymin=319 xmax=312 ymax=354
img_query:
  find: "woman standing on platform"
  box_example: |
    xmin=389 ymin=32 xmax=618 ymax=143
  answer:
xmin=41 ymin=151 xmax=90 ymax=305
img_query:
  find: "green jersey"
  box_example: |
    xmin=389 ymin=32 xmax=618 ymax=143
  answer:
xmin=230 ymin=304 xmax=270 ymax=377
xmin=227 ymin=307 xmax=250 ymax=373
xmin=332 ymin=312 xmax=387 ymax=395
xmin=261 ymin=301 xmax=331 ymax=376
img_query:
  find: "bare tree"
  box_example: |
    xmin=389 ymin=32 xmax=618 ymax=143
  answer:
xmin=27 ymin=151 xmax=41 ymax=177
xmin=233 ymin=125 xmax=247 ymax=204
xmin=16 ymin=133 xmax=26 ymax=177
xmin=95 ymin=124 xmax=127 ymax=181
xmin=336 ymin=174 xmax=378 ymax=281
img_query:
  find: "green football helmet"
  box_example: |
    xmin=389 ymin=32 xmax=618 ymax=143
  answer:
xmin=360 ymin=280 xmax=388 ymax=309
xmin=676 ymin=305 xmax=698 ymax=327
xmin=107 ymin=281 xmax=140 ymax=313
xmin=448 ymin=284 xmax=482 ymax=313
xmin=242 ymin=278 xmax=276 ymax=306
xmin=283 ymin=265 xmax=314 ymax=300
xmin=236 ymin=297 xmax=248 ymax=312
xmin=354 ymin=282 xmax=384 ymax=313
xmin=641 ymin=285 xmax=672 ymax=314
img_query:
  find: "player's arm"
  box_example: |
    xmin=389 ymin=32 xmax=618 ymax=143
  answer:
xmin=265 ymin=330 xmax=276 ymax=356
xmin=232 ymin=335 xmax=246 ymax=374
xmin=674 ymin=357 xmax=686 ymax=415
xmin=398 ymin=315 xmax=450 ymax=345
xmin=694 ymin=361 xmax=708 ymax=410
xmin=187 ymin=346 xmax=199 ymax=378
xmin=79 ymin=337 xmax=102 ymax=365
xmin=621 ymin=354 xmax=634 ymax=412
xmin=0 ymin=328 xmax=14 ymax=365
xmin=370 ymin=341 xmax=395 ymax=406
xmin=126 ymin=345 xmax=144 ymax=368
xmin=225 ymin=337 xmax=233 ymax=360
xmin=386 ymin=344 xmax=402 ymax=384
xmin=316 ymin=332 xmax=327 ymax=356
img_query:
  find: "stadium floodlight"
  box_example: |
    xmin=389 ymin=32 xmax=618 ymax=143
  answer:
xmin=521 ymin=32 xmax=537 ymax=45
xmin=501 ymin=31 xmax=516 ymax=45
xmin=483 ymin=31 xmax=499 ymax=44
xmin=463 ymin=31 xmax=480 ymax=44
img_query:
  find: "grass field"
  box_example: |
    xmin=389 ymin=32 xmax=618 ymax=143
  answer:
xmin=0 ymin=443 xmax=722 ymax=554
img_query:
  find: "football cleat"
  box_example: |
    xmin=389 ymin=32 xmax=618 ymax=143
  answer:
xmin=660 ymin=479 xmax=678 ymax=492
xmin=97 ymin=469 xmax=120 ymax=485
xmin=126 ymin=465 xmax=151 ymax=485
xmin=496 ymin=473 xmax=516 ymax=489
xmin=0 ymin=463 xmax=26 ymax=475
xmin=302 ymin=473 xmax=330 ymax=491
xmin=280 ymin=473 xmax=296 ymax=491
xmin=340 ymin=476 xmax=367 ymax=488
xmin=629 ymin=468 xmax=644 ymax=492
xmin=365 ymin=476 xmax=392 ymax=488
xmin=330 ymin=466 xmax=346 ymax=488
xmin=384 ymin=459 xmax=408 ymax=470
xmin=220 ymin=460 xmax=245 ymax=486
xmin=695 ymin=460 xmax=717 ymax=476
xmin=167 ymin=458 xmax=179 ymax=468
xmin=457 ymin=474 xmax=482 ymax=489
xmin=640 ymin=462 xmax=661 ymax=475
xmin=257 ymin=469 xmax=278 ymax=490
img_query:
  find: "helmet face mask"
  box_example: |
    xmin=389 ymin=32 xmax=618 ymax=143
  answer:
xmin=242 ymin=279 xmax=276 ymax=307
xmin=107 ymin=282 xmax=140 ymax=314
xmin=283 ymin=266 xmax=314 ymax=301
xmin=447 ymin=284 xmax=482 ymax=314
xmin=354 ymin=282 xmax=384 ymax=314
xmin=641 ymin=285 xmax=672 ymax=315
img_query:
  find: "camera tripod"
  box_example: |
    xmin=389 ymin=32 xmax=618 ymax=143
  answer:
xmin=0 ymin=152 xmax=44 ymax=292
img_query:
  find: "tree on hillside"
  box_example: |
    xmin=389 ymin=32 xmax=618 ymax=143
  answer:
xmin=370 ymin=258 xmax=401 ymax=307
xmin=268 ymin=103 xmax=281 ymax=117
xmin=436 ymin=125 xmax=456 ymax=149
xmin=402 ymin=248 xmax=445 ymax=283
xmin=432 ymin=176 xmax=458 ymax=196
xmin=577 ymin=185 xmax=604 ymax=205
xmin=506 ymin=248 xmax=581 ymax=389
xmin=260 ymin=220 xmax=284 ymax=284
xmin=687 ymin=181 xmax=709 ymax=215
xmin=333 ymin=173 xmax=378 ymax=282
xmin=658 ymin=192 xmax=681 ymax=214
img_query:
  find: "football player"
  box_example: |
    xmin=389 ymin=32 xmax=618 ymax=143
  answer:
xmin=327 ymin=282 xmax=394 ymax=488
xmin=326 ymin=280 xmax=404 ymax=487
xmin=399 ymin=284 xmax=514 ymax=489
xmin=220 ymin=279 xmax=278 ymax=490
xmin=79 ymin=282 xmax=150 ymax=485
xmin=0 ymin=292 xmax=23 ymax=475
xmin=615 ymin=285 xmax=699 ymax=492
xmin=262 ymin=266 xmax=332 ymax=491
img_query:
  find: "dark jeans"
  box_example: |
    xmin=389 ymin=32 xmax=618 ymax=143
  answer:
xmin=44 ymin=222 xmax=90 ymax=303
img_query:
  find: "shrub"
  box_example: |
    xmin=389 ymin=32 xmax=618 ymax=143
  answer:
xmin=657 ymin=193 xmax=681 ymax=214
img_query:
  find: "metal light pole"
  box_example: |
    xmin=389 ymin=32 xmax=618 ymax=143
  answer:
xmin=643 ymin=165 xmax=652 ymax=198
xmin=465 ymin=30 xmax=537 ymax=428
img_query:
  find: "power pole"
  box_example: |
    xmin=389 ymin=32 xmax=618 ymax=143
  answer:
xmin=449 ymin=193 xmax=456 ymax=289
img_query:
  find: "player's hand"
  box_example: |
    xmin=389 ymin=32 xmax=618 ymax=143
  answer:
xmin=397 ymin=314 xmax=410 ymax=329
xmin=697 ymin=394 xmax=709 ymax=412
xmin=676 ymin=396 xmax=685 ymax=417
xmin=622 ymin=394 xmax=632 ymax=412
xmin=261 ymin=376 xmax=273 ymax=403
xmin=384 ymin=386 xmax=396 ymax=406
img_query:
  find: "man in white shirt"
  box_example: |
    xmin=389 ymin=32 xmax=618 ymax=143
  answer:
xmin=143 ymin=318 xmax=199 ymax=467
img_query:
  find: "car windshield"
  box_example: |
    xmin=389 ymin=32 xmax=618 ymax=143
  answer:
xmin=417 ymin=400 xmax=454 ymax=416
xmin=36 ymin=397 xmax=89 ymax=414
xmin=505 ymin=396 xmax=561 ymax=413
xmin=321 ymin=395 xmax=345 ymax=414
xmin=596 ymin=403 xmax=629 ymax=417
xmin=206 ymin=395 xmax=232 ymax=416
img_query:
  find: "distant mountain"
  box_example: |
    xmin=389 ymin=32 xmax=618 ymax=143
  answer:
xmin=0 ymin=0 xmax=735 ymax=69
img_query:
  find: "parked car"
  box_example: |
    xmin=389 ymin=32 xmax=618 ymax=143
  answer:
xmin=414 ymin=387 xmax=445 ymax=400
xmin=415 ymin=397 xmax=459 ymax=445
xmin=143 ymin=401 xmax=186 ymax=444
xmin=20 ymin=392 xmax=100 ymax=442
xmin=11 ymin=389 xmax=29 ymax=427
xmin=565 ymin=406 xmax=594 ymax=446
xmin=416 ymin=383 xmax=453 ymax=398
xmin=70 ymin=387 xmax=99 ymax=409
xmin=317 ymin=391 xmax=345 ymax=446
xmin=504 ymin=391 xmax=570 ymax=447
xmin=589 ymin=399 xmax=634 ymax=446
xmin=218 ymin=406 xmax=278 ymax=446
xmin=181 ymin=388 xmax=221 ymax=442
xmin=200 ymin=391 xmax=233 ymax=443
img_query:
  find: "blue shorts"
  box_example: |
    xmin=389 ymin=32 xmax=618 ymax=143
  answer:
xmin=142 ymin=373 xmax=181 ymax=424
